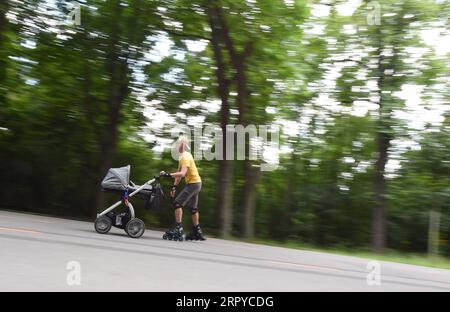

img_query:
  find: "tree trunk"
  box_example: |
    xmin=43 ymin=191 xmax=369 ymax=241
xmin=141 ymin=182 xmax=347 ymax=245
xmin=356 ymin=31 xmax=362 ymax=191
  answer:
xmin=428 ymin=207 xmax=441 ymax=259
xmin=212 ymin=2 xmax=259 ymax=238
xmin=280 ymin=182 xmax=291 ymax=238
xmin=0 ymin=1 xmax=9 ymax=91
xmin=371 ymin=25 xmax=394 ymax=253
xmin=279 ymin=152 xmax=298 ymax=238
xmin=207 ymin=2 xmax=234 ymax=237
xmin=242 ymin=161 xmax=261 ymax=238
xmin=235 ymin=59 xmax=257 ymax=238
xmin=217 ymin=160 xmax=234 ymax=237
xmin=0 ymin=2 xmax=8 ymax=48
xmin=372 ymin=130 xmax=389 ymax=253
xmin=92 ymin=144 xmax=115 ymax=218
xmin=92 ymin=63 xmax=128 ymax=217
xmin=92 ymin=0 xmax=128 ymax=218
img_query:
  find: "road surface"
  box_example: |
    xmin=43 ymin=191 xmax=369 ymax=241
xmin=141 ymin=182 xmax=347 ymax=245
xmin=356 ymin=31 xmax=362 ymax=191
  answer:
xmin=1 ymin=210 xmax=449 ymax=291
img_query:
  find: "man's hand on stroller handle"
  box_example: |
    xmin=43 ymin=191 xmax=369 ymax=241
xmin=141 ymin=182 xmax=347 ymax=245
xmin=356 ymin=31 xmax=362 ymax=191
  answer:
xmin=160 ymin=171 xmax=178 ymax=197
xmin=159 ymin=171 xmax=173 ymax=178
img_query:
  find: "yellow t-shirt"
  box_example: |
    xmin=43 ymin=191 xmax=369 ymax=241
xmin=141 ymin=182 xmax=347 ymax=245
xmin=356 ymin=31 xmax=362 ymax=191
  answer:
xmin=178 ymin=152 xmax=201 ymax=184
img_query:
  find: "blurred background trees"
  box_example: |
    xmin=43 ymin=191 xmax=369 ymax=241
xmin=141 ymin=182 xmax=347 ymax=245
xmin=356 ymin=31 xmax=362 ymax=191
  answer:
xmin=0 ymin=0 xmax=448 ymax=257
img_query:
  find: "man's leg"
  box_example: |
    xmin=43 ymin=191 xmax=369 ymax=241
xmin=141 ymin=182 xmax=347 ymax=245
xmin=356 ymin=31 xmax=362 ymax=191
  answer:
xmin=174 ymin=186 xmax=191 ymax=224
xmin=187 ymin=190 xmax=206 ymax=240
xmin=189 ymin=191 xmax=200 ymax=227
xmin=175 ymin=206 xmax=183 ymax=223
xmin=187 ymin=210 xmax=205 ymax=241
xmin=191 ymin=211 xmax=199 ymax=227
xmin=163 ymin=204 xmax=184 ymax=241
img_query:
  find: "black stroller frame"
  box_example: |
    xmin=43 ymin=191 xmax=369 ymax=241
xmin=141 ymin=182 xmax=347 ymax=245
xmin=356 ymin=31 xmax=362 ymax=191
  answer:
xmin=94 ymin=165 xmax=167 ymax=238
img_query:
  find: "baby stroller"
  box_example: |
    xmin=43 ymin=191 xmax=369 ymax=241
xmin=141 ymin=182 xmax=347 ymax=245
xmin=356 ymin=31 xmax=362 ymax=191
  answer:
xmin=94 ymin=165 xmax=169 ymax=238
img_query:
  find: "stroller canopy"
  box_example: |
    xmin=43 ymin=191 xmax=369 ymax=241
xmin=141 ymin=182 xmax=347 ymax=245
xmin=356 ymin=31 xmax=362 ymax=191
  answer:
xmin=101 ymin=165 xmax=130 ymax=191
xmin=101 ymin=165 xmax=163 ymax=211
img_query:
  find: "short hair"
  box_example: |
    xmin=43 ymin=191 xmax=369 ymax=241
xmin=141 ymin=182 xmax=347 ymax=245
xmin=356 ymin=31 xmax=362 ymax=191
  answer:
xmin=176 ymin=135 xmax=191 ymax=151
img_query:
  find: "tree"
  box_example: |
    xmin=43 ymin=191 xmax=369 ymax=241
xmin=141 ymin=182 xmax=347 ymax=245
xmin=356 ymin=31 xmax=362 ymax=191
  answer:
xmin=329 ymin=0 xmax=445 ymax=252
xmin=206 ymin=0 xmax=234 ymax=237
xmin=206 ymin=0 xmax=307 ymax=238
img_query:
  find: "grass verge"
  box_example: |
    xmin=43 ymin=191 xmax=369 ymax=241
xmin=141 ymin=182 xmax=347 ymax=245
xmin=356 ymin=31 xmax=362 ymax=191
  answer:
xmin=242 ymin=238 xmax=450 ymax=270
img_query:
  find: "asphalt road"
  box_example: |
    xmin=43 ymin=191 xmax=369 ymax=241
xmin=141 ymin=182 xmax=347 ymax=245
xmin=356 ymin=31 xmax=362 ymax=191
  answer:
xmin=0 ymin=210 xmax=449 ymax=292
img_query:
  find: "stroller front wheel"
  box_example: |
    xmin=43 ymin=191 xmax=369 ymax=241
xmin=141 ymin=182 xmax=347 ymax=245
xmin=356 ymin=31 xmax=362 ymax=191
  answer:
xmin=125 ymin=218 xmax=145 ymax=238
xmin=95 ymin=216 xmax=112 ymax=234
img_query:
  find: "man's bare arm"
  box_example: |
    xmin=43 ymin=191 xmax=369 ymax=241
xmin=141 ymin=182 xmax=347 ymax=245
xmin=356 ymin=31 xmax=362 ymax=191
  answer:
xmin=170 ymin=165 xmax=188 ymax=180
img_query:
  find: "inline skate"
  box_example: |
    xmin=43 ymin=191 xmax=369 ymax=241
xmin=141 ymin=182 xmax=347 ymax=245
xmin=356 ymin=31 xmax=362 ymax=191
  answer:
xmin=163 ymin=223 xmax=184 ymax=241
xmin=185 ymin=225 xmax=206 ymax=241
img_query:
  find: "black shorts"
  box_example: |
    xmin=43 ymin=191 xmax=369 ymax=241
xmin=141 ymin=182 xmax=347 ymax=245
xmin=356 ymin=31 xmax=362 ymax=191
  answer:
xmin=174 ymin=183 xmax=202 ymax=210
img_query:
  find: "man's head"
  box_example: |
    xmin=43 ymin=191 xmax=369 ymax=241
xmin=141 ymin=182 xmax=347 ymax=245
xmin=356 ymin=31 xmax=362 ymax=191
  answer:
xmin=176 ymin=135 xmax=191 ymax=153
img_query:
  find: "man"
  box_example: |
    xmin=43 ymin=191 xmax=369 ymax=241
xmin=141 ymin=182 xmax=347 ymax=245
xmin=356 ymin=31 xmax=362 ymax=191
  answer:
xmin=161 ymin=135 xmax=206 ymax=241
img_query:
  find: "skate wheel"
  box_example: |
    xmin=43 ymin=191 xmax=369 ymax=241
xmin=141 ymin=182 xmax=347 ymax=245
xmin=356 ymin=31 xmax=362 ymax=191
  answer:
xmin=95 ymin=216 xmax=112 ymax=234
xmin=125 ymin=218 xmax=145 ymax=238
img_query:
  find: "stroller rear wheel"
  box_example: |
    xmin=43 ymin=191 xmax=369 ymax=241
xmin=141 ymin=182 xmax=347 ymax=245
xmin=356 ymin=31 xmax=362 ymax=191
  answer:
xmin=95 ymin=216 xmax=112 ymax=234
xmin=125 ymin=218 xmax=145 ymax=238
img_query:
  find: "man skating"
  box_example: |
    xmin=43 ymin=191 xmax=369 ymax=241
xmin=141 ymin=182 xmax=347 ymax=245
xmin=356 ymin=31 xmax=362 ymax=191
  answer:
xmin=161 ymin=136 xmax=206 ymax=241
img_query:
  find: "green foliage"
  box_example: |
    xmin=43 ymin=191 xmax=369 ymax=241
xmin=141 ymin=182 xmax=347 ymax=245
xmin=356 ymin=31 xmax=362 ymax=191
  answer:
xmin=0 ymin=0 xmax=448 ymax=257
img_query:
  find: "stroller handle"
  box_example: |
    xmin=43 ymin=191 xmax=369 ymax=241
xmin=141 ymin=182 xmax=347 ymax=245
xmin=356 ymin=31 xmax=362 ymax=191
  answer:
xmin=128 ymin=173 xmax=171 ymax=197
xmin=159 ymin=171 xmax=173 ymax=179
xmin=128 ymin=179 xmax=155 ymax=198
